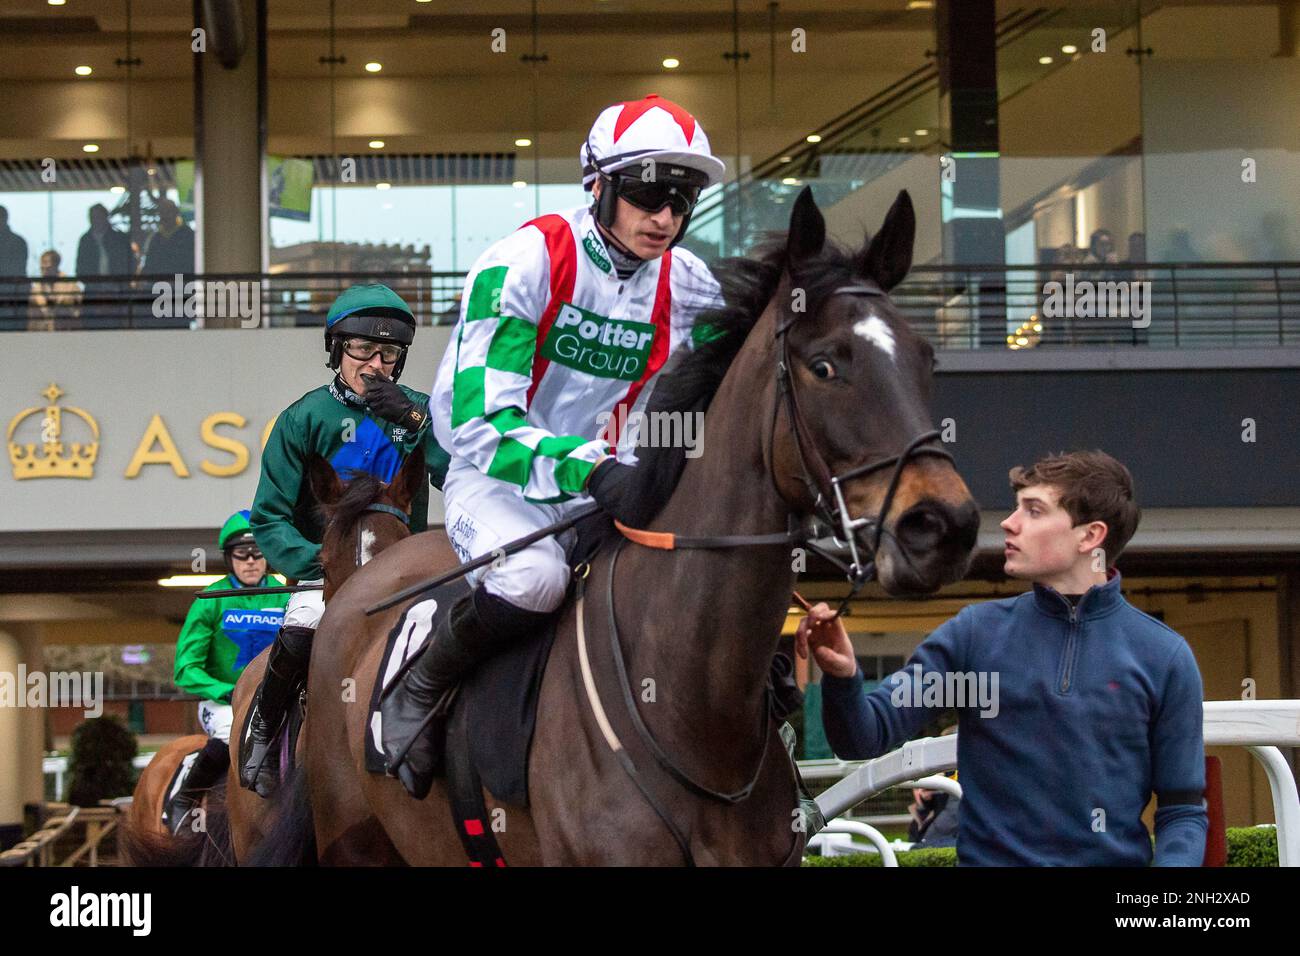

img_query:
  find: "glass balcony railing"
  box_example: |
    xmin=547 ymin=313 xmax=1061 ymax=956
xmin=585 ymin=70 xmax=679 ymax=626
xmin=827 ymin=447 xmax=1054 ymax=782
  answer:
xmin=5 ymin=261 xmax=1299 ymax=352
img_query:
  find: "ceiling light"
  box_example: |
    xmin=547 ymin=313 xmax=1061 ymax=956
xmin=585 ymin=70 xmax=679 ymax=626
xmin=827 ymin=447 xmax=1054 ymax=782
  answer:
xmin=1062 ymin=44 xmax=1078 ymax=55
xmin=365 ymin=62 xmax=383 ymax=73
xmin=512 ymin=180 xmax=527 ymax=189
xmin=781 ymin=177 xmax=800 ymax=186
xmin=1038 ymin=56 xmax=1053 ymax=65
xmin=48 ymin=0 xmax=67 ymax=6
xmin=662 ymin=58 xmax=680 ymax=69
xmin=515 ymin=138 xmax=532 ymax=147
xmin=779 ymin=155 xmax=793 ymax=163
xmin=75 ymin=66 xmax=92 ymax=77
xmin=368 ymin=140 xmax=385 ymax=149
xmin=376 ymin=182 xmax=391 ymax=190
xmin=906 ymin=1 xmax=933 ymax=9
xmin=805 ymin=134 xmax=822 ymax=144
xmin=109 ymin=186 xmax=125 ymax=194
xmin=82 ymin=143 xmax=99 ymax=153
xmin=914 ymin=128 xmax=929 ymax=136
xmin=898 ymin=136 xmax=911 ymax=144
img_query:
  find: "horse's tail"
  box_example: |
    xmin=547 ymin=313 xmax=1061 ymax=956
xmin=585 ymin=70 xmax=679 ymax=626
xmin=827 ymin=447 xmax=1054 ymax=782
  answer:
xmin=244 ymin=765 xmax=317 ymax=867
xmin=120 ymin=778 xmax=235 ymax=867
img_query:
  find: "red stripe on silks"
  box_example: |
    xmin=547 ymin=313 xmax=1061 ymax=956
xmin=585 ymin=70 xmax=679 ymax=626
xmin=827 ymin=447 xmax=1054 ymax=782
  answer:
xmin=464 ymin=818 xmax=485 ymax=836
xmin=602 ymin=250 xmax=673 ymax=445
xmin=495 ymin=858 xmax=506 ymax=868
xmin=523 ymin=215 xmax=578 ymax=407
xmin=469 ymin=861 xmax=483 ymax=868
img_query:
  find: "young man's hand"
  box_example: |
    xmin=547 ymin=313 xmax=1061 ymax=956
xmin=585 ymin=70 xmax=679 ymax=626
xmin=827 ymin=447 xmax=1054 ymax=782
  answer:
xmin=794 ymin=602 xmax=858 ymax=679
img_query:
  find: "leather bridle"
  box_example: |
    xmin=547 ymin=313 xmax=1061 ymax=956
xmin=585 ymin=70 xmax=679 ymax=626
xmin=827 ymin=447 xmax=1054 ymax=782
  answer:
xmin=773 ymin=279 xmax=953 ymax=586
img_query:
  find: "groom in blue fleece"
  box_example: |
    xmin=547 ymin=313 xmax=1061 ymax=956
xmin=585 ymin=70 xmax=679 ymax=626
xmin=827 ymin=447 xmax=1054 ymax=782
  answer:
xmin=801 ymin=450 xmax=1207 ymax=866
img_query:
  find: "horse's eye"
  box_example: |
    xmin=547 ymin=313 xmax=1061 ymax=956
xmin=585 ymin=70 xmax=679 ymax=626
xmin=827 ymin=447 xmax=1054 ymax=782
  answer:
xmin=810 ymin=359 xmax=836 ymax=380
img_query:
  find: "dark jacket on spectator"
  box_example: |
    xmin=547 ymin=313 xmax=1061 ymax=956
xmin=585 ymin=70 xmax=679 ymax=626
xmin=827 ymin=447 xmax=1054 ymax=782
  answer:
xmin=76 ymin=227 xmax=135 ymax=277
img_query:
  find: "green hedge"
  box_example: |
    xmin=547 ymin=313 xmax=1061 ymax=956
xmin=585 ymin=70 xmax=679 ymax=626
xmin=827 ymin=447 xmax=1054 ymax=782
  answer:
xmin=804 ymin=826 xmax=1279 ymax=867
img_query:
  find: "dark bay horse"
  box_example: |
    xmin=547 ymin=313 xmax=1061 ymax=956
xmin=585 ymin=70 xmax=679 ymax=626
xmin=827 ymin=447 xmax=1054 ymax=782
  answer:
xmin=298 ymin=187 xmax=980 ymax=865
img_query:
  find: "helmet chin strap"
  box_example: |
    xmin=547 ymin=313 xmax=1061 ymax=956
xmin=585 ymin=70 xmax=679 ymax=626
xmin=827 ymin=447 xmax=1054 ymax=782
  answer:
xmin=594 ymin=219 xmax=641 ymax=260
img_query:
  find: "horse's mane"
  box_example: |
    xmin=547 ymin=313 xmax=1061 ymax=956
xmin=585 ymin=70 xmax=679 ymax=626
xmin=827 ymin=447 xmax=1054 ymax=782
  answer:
xmin=319 ymin=471 xmax=384 ymax=558
xmin=622 ymin=235 xmax=870 ymax=526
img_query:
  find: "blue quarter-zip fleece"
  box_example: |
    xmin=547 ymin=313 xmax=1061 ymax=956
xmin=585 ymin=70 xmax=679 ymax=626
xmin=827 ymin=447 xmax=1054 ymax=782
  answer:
xmin=821 ymin=571 xmax=1208 ymax=866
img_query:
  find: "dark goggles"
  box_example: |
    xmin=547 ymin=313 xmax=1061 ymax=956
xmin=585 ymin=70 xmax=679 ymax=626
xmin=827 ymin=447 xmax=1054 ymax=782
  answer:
xmin=612 ymin=175 xmax=702 ymax=217
xmin=227 ymin=546 xmax=264 ymax=562
xmin=342 ymin=338 xmax=405 ymax=364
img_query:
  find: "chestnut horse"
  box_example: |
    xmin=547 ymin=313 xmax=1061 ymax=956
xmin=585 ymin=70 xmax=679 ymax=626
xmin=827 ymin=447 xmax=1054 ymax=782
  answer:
xmin=286 ymin=187 xmax=980 ymax=865
xmin=125 ymin=733 xmax=209 ymax=839
xmin=225 ymin=452 xmax=426 ymax=862
xmin=123 ymin=451 xmax=427 ymax=865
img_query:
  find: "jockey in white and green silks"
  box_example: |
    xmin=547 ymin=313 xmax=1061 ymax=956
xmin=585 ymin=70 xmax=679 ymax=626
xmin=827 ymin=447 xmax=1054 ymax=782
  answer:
xmin=382 ymin=94 xmax=727 ymax=798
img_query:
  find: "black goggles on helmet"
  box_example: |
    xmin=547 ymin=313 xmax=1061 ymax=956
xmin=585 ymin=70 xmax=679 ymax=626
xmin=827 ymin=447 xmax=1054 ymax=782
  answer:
xmin=611 ymin=173 xmax=704 ymax=216
xmin=227 ymin=546 xmax=264 ymax=562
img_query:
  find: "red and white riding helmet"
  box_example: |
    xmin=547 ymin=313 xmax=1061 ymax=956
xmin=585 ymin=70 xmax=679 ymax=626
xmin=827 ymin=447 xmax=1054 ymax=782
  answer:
xmin=580 ymin=94 xmax=726 ymax=190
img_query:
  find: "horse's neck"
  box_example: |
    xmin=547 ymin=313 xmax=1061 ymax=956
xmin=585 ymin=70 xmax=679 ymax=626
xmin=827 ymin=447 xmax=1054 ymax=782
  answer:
xmin=613 ymin=328 xmax=797 ymax=782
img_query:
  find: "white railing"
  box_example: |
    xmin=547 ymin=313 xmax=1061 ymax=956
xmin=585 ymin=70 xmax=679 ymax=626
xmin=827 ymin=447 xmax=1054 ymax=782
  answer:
xmin=805 ymin=699 xmax=1300 ymax=866
xmin=42 ymin=752 xmax=155 ymax=803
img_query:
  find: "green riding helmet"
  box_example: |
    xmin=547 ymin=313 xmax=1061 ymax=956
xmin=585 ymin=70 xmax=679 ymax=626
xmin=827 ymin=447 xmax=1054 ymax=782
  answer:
xmin=324 ymin=283 xmax=418 ymax=381
xmin=219 ymin=509 xmax=258 ymax=553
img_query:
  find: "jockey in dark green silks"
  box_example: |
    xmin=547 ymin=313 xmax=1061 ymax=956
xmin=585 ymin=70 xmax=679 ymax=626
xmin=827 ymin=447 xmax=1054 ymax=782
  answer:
xmin=167 ymin=510 xmax=288 ymax=832
xmin=238 ymin=283 xmax=450 ymax=798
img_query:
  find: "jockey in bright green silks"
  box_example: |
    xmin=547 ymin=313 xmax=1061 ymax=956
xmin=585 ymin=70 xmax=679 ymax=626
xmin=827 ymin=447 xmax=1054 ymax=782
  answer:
xmin=238 ymin=283 xmax=450 ymax=798
xmin=167 ymin=510 xmax=289 ymax=831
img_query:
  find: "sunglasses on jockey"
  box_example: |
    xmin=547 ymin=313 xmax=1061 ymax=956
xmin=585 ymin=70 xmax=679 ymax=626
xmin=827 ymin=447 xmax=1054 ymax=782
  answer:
xmin=607 ymin=171 xmax=705 ymax=217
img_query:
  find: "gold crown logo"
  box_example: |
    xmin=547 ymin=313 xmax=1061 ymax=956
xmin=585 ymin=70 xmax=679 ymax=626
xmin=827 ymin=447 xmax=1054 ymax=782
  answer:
xmin=7 ymin=384 xmax=100 ymax=480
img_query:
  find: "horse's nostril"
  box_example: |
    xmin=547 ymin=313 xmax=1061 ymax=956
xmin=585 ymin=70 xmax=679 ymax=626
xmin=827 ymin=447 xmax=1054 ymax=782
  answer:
xmin=896 ymin=504 xmax=948 ymax=549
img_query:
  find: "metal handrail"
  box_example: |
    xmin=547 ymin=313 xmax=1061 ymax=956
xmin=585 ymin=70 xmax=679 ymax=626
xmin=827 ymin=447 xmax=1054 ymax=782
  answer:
xmin=7 ymin=261 xmax=1298 ymax=349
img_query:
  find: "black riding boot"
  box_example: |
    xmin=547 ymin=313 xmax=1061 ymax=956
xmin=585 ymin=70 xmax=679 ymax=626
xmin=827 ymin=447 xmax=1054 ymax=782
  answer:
xmin=166 ymin=737 xmax=229 ymax=835
xmin=382 ymin=587 xmax=551 ymax=799
xmin=239 ymin=624 xmax=314 ymax=798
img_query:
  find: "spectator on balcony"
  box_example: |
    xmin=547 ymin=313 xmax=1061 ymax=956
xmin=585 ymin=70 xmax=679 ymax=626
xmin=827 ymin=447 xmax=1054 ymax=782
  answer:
xmin=139 ymin=198 xmax=195 ymax=277
xmin=0 ymin=205 xmax=29 ymax=331
xmin=27 ymin=250 xmax=82 ymax=331
xmin=1087 ymin=229 xmax=1119 ymax=267
xmin=75 ymin=203 xmax=135 ymax=278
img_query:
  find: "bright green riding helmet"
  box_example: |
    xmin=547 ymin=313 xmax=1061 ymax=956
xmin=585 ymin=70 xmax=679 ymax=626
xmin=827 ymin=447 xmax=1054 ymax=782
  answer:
xmin=218 ymin=509 xmax=257 ymax=552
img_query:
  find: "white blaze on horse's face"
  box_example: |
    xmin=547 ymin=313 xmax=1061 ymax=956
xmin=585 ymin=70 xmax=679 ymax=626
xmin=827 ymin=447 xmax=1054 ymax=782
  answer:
xmin=853 ymin=313 xmax=896 ymax=363
xmin=359 ymin=528 xmax=376 ymax=565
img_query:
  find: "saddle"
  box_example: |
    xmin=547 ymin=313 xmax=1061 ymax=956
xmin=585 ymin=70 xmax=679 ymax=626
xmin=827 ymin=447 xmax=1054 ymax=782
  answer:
xmin=365 ymin=512 xmax=618 ymax=864
xmin=366 ymin=512 xmax=811 ymax=866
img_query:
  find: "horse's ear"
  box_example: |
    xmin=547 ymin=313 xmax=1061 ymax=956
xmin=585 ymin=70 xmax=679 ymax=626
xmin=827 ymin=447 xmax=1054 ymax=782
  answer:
xmin=858 ymin=190 xmax=915 ymax=291
xmin=307 ymin=454 xmax=343 ymax=507
xmin=386 ymin=450 xmax=427 ymax=514
xmin=786 ymin=186 xmax=826 ymax=270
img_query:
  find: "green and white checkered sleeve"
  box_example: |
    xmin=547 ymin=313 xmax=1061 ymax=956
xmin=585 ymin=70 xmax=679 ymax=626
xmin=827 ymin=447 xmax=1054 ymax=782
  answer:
xmin=448 ymin=234 xmax=609 ymax=503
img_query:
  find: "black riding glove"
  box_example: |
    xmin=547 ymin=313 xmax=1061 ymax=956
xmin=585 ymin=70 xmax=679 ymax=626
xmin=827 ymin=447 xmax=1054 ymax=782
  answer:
xmin=362 ymin=374 xmax=426 ymax=431
xmin=586 ymin=457 xmax=639 ymax=525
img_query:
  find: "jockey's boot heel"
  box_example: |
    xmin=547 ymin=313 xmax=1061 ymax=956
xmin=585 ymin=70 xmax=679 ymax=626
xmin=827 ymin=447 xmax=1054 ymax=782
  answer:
xmin=239 ymin=625 xmax=314 ymax=798
xmin=383 ymin=587 xmax=551 ymax=799
xmin=167 ymin=737 xmax=229 ymax=835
